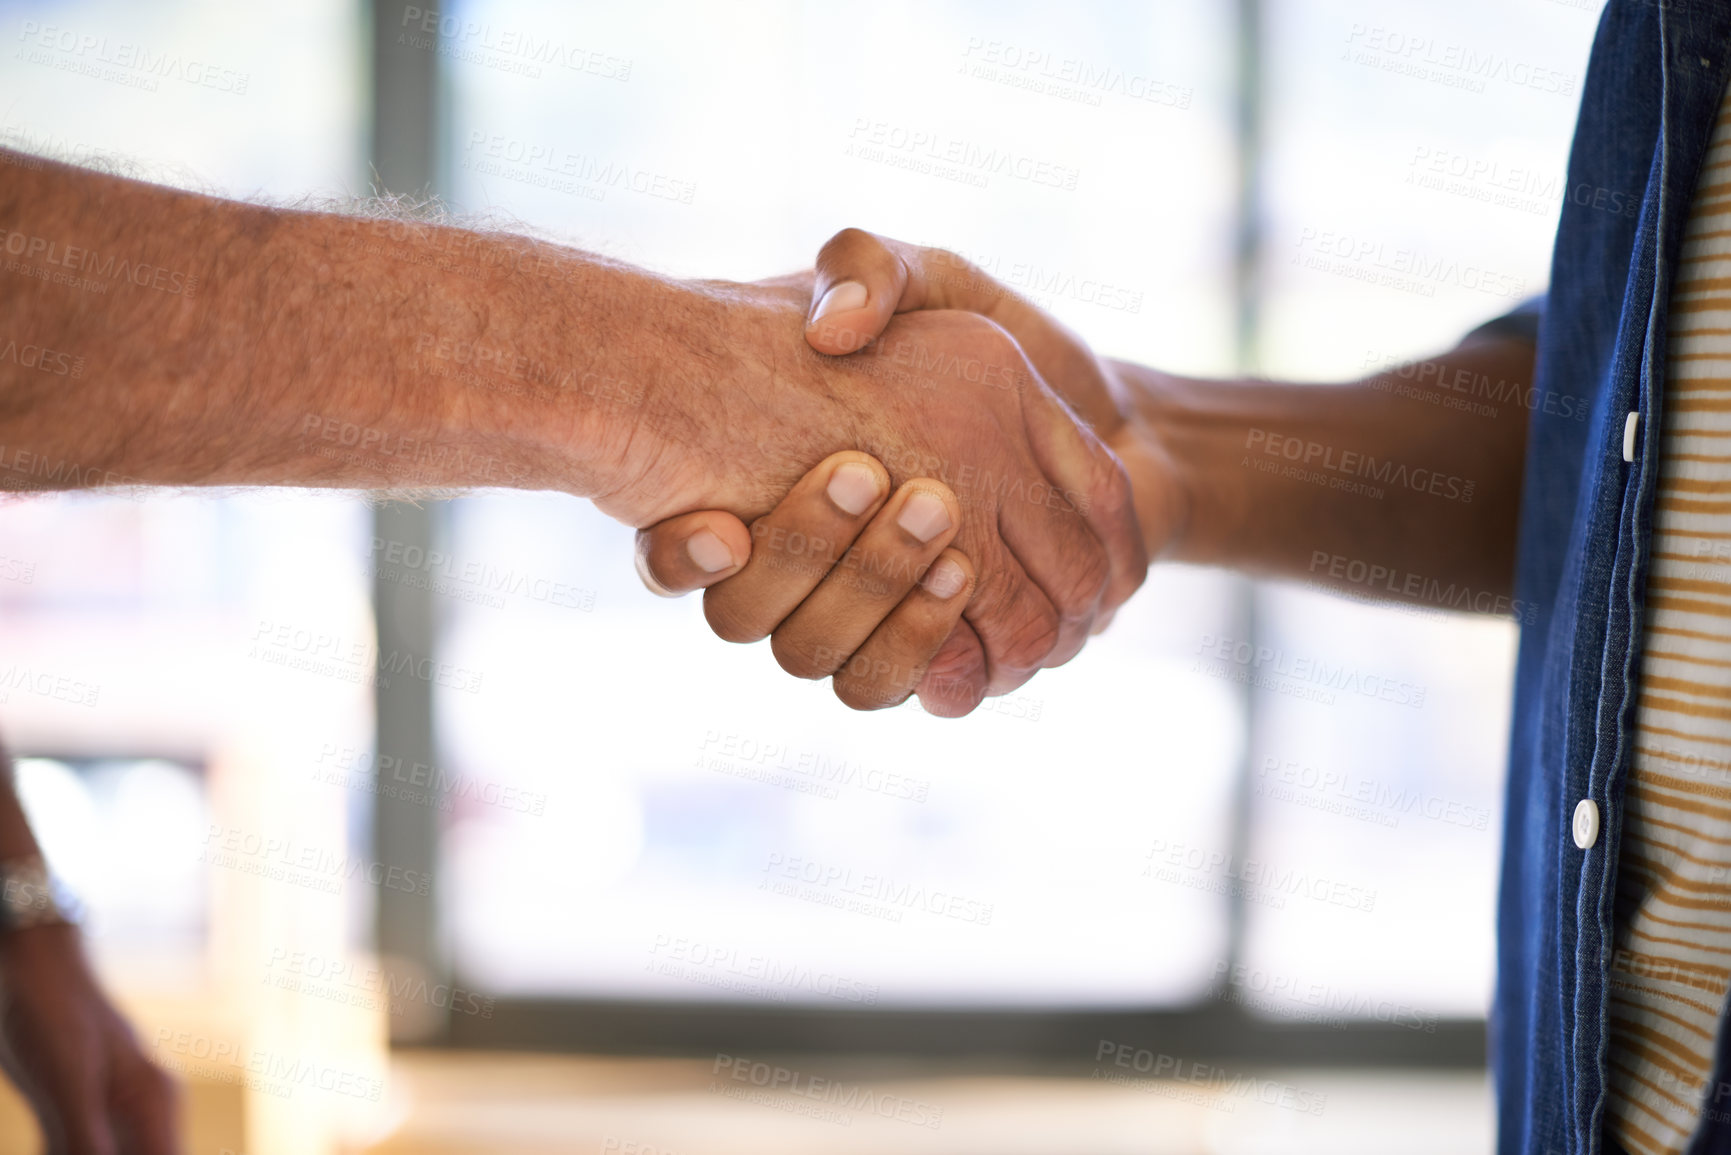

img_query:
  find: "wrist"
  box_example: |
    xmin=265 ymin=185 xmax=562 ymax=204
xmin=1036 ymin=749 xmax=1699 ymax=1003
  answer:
xmin=1105 ymin=360 xmax=1228 ymax=564
xmin=587 ymin=278 xmax=841 ymax=527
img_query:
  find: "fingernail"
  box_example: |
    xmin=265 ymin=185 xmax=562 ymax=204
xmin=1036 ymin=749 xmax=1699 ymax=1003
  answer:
xmin=827 ymin=461 xmax=883 ymax=516
xmin=687 ymin=528 xmax=736 ymax=573
xmin=897 ymin=490 xmax=952 ymax=543
xmin=922 ymin=556 xmax=967 ymax=600
xmin=810 ymin=280 xmax=868 ymax=323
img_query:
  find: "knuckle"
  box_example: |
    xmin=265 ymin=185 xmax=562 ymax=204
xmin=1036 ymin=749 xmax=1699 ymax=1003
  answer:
xmin=875 ymin=612 xmax=935 ymax=659
xmin=1049 ymin=537 xmax=1112 ymax=619
xmin=925 ymin=636 xmax=983 ymax=686
xmin=770 ymin=631 xmax=839 ymax=680
xmin=833 ymin=674 xmax=907 ymax=712
xmin=918 ymin=665 xmax=984 ymax=715
xmin=703 ymin=592 xmax=770 ymax=644
xmin=936 ymin=308 xmax=1002 ymax=344
xmin=1091 ymin=455 xmax=1135 ymax=523
xmin=929 ymin=246 xmax=966 ymax=270
xmin=971 ymin=572 xmax=1061 ymax=670
xmin=819 ymin=226 xmax=876 ymax=264
xmin=996 ymin=610 xmax=1062 ymax=672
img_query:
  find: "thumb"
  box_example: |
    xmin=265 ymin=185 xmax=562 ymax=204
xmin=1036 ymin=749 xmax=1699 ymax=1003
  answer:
xmin=634 ymin=511 xmax=751 ymax=597
xmin=803 ymin=228 xmax=924 ymax=355
xmin=801 ymin=232 xmax=1094 ymax=400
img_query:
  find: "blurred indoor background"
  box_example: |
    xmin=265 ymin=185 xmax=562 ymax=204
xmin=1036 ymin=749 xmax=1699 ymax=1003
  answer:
xmin=0 ymin=0 xmax=1597 ymax=1151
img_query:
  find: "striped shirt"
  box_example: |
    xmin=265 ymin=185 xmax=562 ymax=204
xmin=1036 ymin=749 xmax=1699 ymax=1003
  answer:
xmin=1606 ymin=88 xmax=1731 ymax=1155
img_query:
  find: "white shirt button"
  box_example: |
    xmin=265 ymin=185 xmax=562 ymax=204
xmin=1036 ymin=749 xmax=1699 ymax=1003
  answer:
xmin=1572 ymin=799 xmax=1600 ymax=850
xmin=1623 ymin=411 xmax=1640 ymax=463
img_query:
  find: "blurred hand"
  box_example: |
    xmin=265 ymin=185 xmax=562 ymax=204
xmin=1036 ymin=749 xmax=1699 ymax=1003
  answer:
xmin=0 ymin=925 xmax=177 ymax=1155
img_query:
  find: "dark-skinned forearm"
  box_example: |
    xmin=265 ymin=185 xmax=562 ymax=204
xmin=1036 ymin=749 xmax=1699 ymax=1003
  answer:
xmin=1110 ymin=331 xmax=1535 ymax=605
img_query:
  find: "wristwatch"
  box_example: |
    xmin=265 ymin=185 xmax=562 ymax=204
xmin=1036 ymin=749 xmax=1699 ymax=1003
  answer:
xmin=0 ymin=856 xmax=81 ymax=932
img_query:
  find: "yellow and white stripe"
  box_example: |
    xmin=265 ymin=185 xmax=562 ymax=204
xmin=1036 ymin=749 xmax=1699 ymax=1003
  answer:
xmin=1607 ymin=93 xmax=1731 ymax=1155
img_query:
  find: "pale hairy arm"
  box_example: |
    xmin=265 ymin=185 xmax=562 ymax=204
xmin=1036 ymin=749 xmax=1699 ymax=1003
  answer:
xmin=0 ymin=158 xmax=1145 ymax=696
xmin=0 ymin=149 xmax=776 ymax=510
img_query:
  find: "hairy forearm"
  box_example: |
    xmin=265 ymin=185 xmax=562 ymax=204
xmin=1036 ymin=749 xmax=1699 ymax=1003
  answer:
xmin=0 ymin=151 xmax=756 ymax=504
xmin=1111 ymin=332 xmax=1535 ymax=605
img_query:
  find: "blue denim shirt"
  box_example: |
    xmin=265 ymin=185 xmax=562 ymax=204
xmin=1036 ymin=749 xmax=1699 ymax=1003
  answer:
xmin=1499 ymin=2 xmax=1731 ymax=1153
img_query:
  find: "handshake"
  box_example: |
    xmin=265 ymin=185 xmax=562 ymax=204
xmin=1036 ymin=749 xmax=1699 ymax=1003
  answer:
xmin=0 ymin=152 xmax=1207 ymax=721
xmin=614 ymin=229 xmax=1180 ymax=718
xmin=1 ymin=150 xmax=1526 ymax=722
